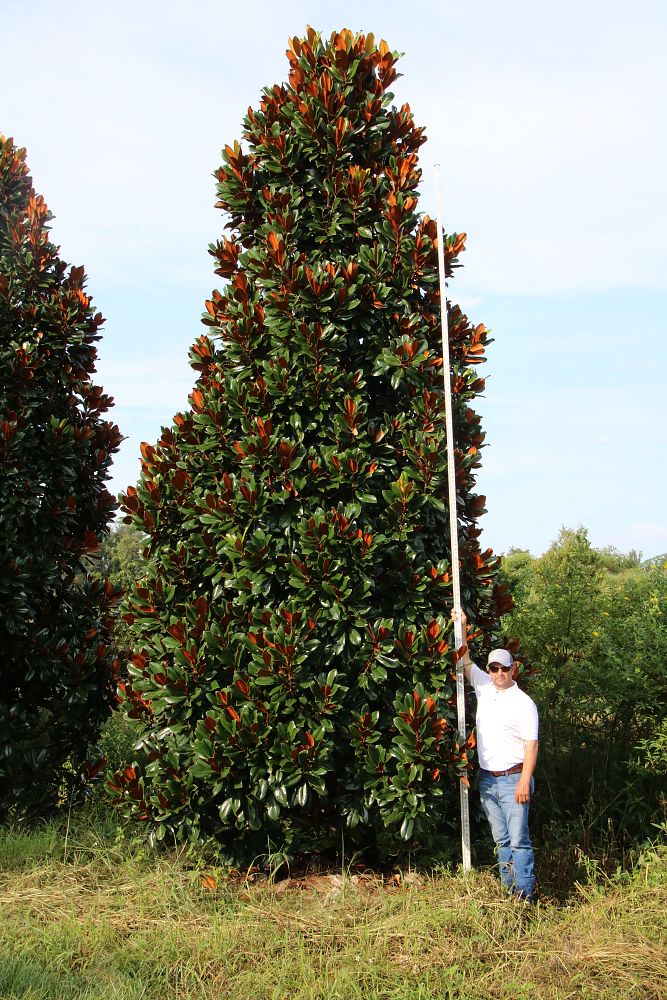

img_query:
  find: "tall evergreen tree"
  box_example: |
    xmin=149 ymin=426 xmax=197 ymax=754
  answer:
xmin=0 ymin=135 xmax=121 ymax=815
xmin=112 ymin=28 xmax=511 ymax=859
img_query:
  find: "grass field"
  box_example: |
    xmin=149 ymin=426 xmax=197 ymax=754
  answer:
xmin=0 ymin=814 xmax=665 ymax=1000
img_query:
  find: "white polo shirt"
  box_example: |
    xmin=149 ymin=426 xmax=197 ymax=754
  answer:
xmin=471 ymin=664 xmax=539 ymax=772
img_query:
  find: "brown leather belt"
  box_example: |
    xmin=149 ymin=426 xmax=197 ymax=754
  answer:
xmin=480 ymin=763 xmax=523 ymax=777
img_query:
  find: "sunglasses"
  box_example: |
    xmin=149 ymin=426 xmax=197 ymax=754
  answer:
xmin=488 ymin=663 xmax=513 ymax=674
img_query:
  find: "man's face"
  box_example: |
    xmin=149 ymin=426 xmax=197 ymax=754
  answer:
xmin=488 ymin=661 xmax=515 ymax=691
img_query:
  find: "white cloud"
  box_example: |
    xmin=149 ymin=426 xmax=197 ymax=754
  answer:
xmin=3 ymin=0 xmax=667 ymax=552
xmin=6 ymin=1 xmax=665 ymax=300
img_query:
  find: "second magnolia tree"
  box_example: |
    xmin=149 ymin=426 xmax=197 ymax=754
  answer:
xmin=112 ymin=28 xmax=511 ymax=857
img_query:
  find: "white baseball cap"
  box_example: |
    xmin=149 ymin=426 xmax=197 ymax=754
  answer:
xmin=486 ymin=649 xmax=514 ymax=668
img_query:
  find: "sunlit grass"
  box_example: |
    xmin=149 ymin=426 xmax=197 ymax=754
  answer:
xmin=0 ymin=814 xmax=665 ymax=999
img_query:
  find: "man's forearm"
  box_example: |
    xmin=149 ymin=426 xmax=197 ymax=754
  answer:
xmin=515 ymin=740 xmax=538 ymax=803
xmin=521 ymin=740 xmax=539 ymax=781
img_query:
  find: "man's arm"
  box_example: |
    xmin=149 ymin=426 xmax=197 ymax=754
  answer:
xmin=451 ymin=609 xmax=473 ymax=684
xmin=515 ymin=740 xmax=539 ymax=803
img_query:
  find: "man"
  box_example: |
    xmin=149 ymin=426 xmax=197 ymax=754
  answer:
xmin=454 ymin=610 xmax=539 ymax=902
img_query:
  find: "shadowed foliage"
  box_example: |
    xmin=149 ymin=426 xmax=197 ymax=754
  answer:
xmin=111 ymin=28 xmax=511 ymax=861
xmin=0 ymin=135 xmax=121 ymax=817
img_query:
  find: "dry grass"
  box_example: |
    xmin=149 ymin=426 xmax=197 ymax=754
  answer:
xmin=0 ymin=822 xmax=665 ymax=999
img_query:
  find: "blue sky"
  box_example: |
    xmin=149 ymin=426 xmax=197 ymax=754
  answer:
xmin=3 ymin=0 xmax=666 ymax=557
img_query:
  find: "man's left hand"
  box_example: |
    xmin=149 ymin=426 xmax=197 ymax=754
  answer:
xmin=515 ymin=779 xmax=531 ymax=804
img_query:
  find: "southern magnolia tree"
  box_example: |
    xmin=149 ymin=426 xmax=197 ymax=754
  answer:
xmin=112 ymin=29 xmax=511 ymax=857
xmin=0 ymin=135 xmax=121 ymax=815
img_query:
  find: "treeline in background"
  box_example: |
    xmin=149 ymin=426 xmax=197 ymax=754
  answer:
xmin=499 ymin=527 xmax=666 ymax=863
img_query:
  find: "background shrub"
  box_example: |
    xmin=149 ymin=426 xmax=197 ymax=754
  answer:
xmin=0 ymin=135 xmax=121 ymax=818
xmin=500 ymin=528 xmax=667 ymax=846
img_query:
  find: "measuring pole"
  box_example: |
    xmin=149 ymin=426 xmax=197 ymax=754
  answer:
xmin=434 ymin=164 xmax=471 ymax=873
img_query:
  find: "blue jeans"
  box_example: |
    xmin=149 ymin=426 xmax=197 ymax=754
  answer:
xmin=479 ymin=770 xmax=535 ymax=900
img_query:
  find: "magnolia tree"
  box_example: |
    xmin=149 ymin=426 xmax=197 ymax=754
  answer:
xmin=0 ymin=135 xmax=121 ymax=816
xmin=111 ymin=29 xmax=511 ymax=859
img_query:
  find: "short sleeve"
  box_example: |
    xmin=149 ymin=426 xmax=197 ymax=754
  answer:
xmin=519 ymin=697 xmax=539 ymax=741
xmin=471 ymin=663 xmax=491 ymax=696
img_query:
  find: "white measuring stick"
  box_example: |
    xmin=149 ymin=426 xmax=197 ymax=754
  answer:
xmin=434 ymin=163 xmax=472 ymax=873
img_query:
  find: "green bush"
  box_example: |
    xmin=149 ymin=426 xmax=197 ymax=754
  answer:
xmin=0 ymin=135 xmax=121 ymax=817
xmin=500 ymin=529 xmax=667 ymax=844
xmin=110 ymin=28 xmax=510 ymax=862
xmin=99 ymin=712 xmax=144 ymax=776
xmin=89 ymin=522 xmax=147 ymax=658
